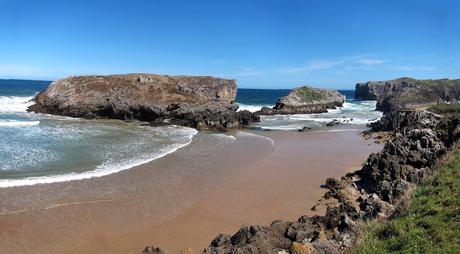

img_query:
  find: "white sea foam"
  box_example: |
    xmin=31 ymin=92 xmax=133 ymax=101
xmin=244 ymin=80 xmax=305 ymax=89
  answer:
xmin=236 ymin=131 xmax=275 ymax=146
xmin=237 ymin=103 xmax=273 ymax=112
xmin=254 ymin=100 xmax=382 ymax=130
xmin=0 ymin=96 xmax=35 ymax=113
xmin=0 ymin=120 xmax=40 ymax=127
xmin=257 ymin=124 xmax=304 ymax=131
xmin=0 ymin=127 xmax=198 ymax=188
xmin=211 ymin=133 xmax=237 ymax=141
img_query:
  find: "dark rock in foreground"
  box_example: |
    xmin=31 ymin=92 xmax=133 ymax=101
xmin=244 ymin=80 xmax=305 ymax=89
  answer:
xmin=28 ymin=74 xmax=259 ymax=130
xmin=259 ymin=86 xmax=345 ymax=115
xmin=355 ymin=77 xmax=460 ymax=112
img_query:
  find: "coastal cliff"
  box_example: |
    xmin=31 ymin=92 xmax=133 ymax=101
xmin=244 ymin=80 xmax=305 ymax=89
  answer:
xmin=28 ymin=74 xmax=259 ymax=130
xmin=259 ymin=86 xmax=345 ymax=115
xmin=355 ymin=78 xmax=460 ymax=112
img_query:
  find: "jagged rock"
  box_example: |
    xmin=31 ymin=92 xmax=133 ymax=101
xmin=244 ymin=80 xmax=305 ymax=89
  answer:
xmin=310 ymin=240 xmax=340 ymax=254
xmin=207 ymin=224 xmax=292 ymax=253
xmin=259 ymin=86 xmax=344 ymax=115
xmin=369 ymin=110 xmax=441 ymax=133
xmin=355 ymin=78 xmax=460 ymax=112
xmin=143 ymin=246 xmax=167 ymax=254
xmin=27 ymin=74 xmax=259 ymax=130
xmin=211 ymin=234 xmax=232 ymax=247
xmin=356 ymin=125 xmax=447 ymax=202
xmin=326 ymin=119 xmax=340 ymax=127
xmin=298 ymin=126 xmax=312 ymax=132
xmin=325 ymin=178 xmax=342 ymax=189
xmin=290 ymin=242 xmax=315 ymax=254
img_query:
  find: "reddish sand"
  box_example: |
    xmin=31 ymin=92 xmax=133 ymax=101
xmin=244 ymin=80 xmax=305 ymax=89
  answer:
xmin=0 ymin=129 xmax=381 ymax=254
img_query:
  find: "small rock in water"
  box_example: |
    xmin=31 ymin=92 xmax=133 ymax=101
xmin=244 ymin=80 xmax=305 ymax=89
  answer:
xmin=298 ymin=126 xmax=311 ymax=132
xmin=326 ymin=119 xmax=340 ymax=126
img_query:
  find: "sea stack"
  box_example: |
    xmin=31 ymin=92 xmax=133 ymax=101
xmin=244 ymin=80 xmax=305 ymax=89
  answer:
xmin=28 ymin=74 xmax=259 ymax=130
xmin=259 ymin=86 xmax=345 ymax=115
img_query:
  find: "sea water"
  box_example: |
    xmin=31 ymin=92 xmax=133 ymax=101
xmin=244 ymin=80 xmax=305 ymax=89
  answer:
xmin=0 ymin=79 xmax=197 ymax=187
xmin=236 ymin=89 xmax=382 ymax=130
xmin=0 ymin=80 xmax=381 ymax=187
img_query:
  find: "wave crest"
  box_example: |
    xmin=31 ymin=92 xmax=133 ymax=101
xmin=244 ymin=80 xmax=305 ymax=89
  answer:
xmin=0 ymin=96 xmax=35 ymax=113
xmin=0 ymin=120 xmax=40 ymax=127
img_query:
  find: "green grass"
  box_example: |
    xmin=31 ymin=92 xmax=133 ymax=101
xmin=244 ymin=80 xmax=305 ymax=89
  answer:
xmin=429 ymin=104 xmax=460 ymax=114
xmin=295 ymin=87 xmax=326 ymax=102
xmin=350 ymin=149 xmax=460 ymax=254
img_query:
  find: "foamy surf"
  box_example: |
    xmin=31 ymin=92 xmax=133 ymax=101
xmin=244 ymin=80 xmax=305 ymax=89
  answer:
xmin=211 ymin=133 xmax=237 ymax=141
xmin=0 ymin=127 xmax=197 ymax=188
xmin=0 ymin=120 xmax=40 ymax=127
xmin=0 ymin=96 xmax=35 ymax=112
xmin=254 ymin=100 xmax=382 ymax=130
xmin=237 ymin=103 xmax=273 ymax=113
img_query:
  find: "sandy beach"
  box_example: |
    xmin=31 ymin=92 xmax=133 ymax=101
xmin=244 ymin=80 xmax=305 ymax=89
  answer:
xmin=0 ymin=128 xmax=381 ymax=254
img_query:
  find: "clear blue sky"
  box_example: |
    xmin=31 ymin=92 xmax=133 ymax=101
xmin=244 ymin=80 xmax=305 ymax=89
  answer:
xmin=0 ymin=0 xmax=458 ymax=89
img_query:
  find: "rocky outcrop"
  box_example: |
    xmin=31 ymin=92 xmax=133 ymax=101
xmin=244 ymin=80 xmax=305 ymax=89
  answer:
xmin=355 ymin=78 xmax=460 ymax=112
xmin=369 ymin=110 xmax=441 ymax=132
xmin=201 ymin=110 xmax=460 ymax=254
xmin=259 ymin=86 xmax=344 ymax=115
xmin=28 ymin=74 xmax=259 ymax=130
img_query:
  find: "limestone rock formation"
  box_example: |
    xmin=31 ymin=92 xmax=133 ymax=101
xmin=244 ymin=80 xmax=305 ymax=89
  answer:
xmin=28 ymin=74 xmax=259 ymax=130
xmin=355 ymin=78 xmax=460 ymax=112
xmin=259 ymin=86 xmax=345 ymax=115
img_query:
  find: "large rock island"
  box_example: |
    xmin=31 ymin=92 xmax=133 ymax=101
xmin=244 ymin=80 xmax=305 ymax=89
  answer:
xmin=259 ymin=86 xmax=345 ymax=115
xmin=355 ymin=77 xmax=460 ymax=112
xmin=28 ymin=74 xmax=259 ymax=130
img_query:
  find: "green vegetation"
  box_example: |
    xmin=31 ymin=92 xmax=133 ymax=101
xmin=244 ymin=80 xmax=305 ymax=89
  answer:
xmin=350 ymin=149 xmax=460 ymax=254
xmin=295 ymin=87 xmax=326 ymax=101
xmin=429 ymin=104 xmax=460 ymax=115
xmin=421 ymin=79 xmax=460 ymax=89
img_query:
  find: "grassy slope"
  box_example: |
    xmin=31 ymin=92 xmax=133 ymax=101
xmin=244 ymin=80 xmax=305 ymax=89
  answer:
xmin=429 ymin=104 xmax=460 ymax=114
xmin=350 ymin=148 xmax=460 ymax=254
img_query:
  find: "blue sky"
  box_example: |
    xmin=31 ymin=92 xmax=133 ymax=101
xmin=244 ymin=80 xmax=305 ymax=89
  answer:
xmin=0 ymin=0 xmax=458 ymax=89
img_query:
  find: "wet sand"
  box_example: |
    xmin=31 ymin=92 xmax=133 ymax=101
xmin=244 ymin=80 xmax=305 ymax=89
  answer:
xmin=0 ymin=128 xmax=381 ymax=254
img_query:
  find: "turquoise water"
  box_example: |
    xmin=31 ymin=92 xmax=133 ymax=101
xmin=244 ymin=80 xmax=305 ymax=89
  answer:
xmin=0 ymin=80 xmax=380 ymax=187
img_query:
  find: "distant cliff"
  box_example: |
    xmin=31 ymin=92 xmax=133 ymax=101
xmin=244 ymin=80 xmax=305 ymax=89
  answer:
xmin=355 ymin=77 xmax=460 ymax=112
xmin=259 ymin=86 xmax=345 ymax=115
xmin=28 ymin=74 xmax=259 ymax=130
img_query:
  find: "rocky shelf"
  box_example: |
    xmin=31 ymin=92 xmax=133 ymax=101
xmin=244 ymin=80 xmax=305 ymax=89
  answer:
xmin=27 ymin=74 xmax=260 ymax=130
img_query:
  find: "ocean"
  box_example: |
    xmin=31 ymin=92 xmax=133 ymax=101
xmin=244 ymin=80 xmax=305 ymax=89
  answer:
xmin=0 ymin=79 xmax=381 ymax=187
xmin=237 ymin=88 xmax=382 ymax=130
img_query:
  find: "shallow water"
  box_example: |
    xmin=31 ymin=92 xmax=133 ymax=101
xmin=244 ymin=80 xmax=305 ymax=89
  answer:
xmin=0 ymin=80 xmax=197 ymax=187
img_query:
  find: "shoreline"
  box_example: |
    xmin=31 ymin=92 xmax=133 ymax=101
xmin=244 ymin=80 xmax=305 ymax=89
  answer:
xmin=0 ymin=127 xmax=381 ymax=254
xmin=0 ymin=126 xmax=198 ymax=188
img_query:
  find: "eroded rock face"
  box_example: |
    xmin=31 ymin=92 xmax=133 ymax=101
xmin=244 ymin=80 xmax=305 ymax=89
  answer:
xmin=355 ymin=78 xmax=460 ymax=112
xmin=369 ymin=110 xmax=441 ymax=133
xmin=259 ymin=86 xmax=344 ymax=115
xmin=28 ymin=74 xmax=259 ymax=130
